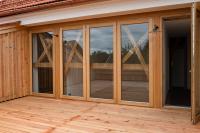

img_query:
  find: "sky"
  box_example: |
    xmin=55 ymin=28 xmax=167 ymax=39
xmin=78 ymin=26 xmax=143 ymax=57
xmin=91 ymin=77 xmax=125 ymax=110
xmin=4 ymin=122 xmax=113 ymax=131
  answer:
xmin=90 ymin=26 xmax=113 ymax=54
xmin=62 ymin=23 xmax=149 ymax=54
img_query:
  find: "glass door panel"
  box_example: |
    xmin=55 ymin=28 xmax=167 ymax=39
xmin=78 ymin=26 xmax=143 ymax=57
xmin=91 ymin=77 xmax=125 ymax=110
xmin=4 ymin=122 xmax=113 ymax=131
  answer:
xmin=63 ymin=29 xmax=84 ymax=97
xmin=32 ymin=32 xmax=53 ymax=94
xmin=121 ymin=23 xmax=149 ymax=103
xmin=89 ymin=26 xmax=114 ymax=99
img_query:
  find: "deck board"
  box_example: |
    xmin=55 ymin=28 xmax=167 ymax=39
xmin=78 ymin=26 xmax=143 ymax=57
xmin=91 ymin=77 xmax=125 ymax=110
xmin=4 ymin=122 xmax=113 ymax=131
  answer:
xmin=0 ymin=96 xmax=199 ymax=133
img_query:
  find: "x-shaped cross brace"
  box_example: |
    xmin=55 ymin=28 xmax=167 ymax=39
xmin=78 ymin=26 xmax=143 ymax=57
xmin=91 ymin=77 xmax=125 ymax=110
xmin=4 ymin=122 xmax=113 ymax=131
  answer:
xmin=64 ymin=32 xmax=82 ymax=78
xmin=36 ymin=33 xmax=53 ymax=64
xmin=122 ymin=27 xmax=149 ymax=79
xmin=69 ymin=43 xmax=83 ymax=62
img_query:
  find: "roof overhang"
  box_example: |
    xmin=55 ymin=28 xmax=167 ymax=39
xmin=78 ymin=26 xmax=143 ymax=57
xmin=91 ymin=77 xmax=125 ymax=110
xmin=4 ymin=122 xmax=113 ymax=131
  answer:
xmin=0 ymin=0 xmax=93 ymax=17
xmin=0 ymin=0 xmax=199 ymax=26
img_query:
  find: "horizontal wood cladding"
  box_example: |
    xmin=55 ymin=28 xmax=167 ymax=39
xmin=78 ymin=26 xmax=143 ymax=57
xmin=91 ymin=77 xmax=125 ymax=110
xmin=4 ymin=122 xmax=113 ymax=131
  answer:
xmin=0 ymin=29 xmax=30 ymax=102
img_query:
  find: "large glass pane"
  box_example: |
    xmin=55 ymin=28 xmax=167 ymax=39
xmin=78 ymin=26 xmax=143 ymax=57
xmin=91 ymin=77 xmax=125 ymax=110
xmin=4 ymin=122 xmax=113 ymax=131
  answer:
xmin=121 ymin=23 xmax=149 ymax=102
xmin=63 ymin=29 xmax=83 ymax=97
xmin=32 ymin=32 xmax=53 ymax=94
xmin=90 ymin=26 xmax=113 ymax=99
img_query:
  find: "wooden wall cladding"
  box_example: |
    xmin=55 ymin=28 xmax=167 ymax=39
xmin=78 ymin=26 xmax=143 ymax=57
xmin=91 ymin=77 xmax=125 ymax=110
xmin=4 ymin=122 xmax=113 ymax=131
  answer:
xmin=0 ymin=29 xmax=30 ymax=102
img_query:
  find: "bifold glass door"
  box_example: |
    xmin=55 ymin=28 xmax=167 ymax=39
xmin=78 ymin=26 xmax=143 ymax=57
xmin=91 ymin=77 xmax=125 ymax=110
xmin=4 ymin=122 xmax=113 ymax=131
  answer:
xmin=62 ymin=28 xmax=84 ymax=98
xmin=32 ymin=32 xmax=54 ymax=94
xmin=120 ymin=23 xmax=149 ymax=103
xmin=60 ymin=20 xmax=151 ymax=105
xmin=89 ymin=26 xmax=114 ymax=100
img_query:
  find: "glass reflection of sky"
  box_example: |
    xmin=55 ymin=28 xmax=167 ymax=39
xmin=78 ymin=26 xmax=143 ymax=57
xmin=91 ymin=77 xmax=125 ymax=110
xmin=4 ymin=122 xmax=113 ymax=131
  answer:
xmin=47 ymin=32 xmax=53 ymax=35
xmin=63 ymin=29 xmax=83 ymax=47
xmin=121 ymin=23 xmax=148 ymax=50
xmin=90 ymin=26 xmax=113 ymax=54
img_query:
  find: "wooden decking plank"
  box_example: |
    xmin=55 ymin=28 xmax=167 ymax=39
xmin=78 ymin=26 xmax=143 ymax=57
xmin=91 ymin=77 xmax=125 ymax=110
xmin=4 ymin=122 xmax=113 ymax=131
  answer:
xmin=0 ymin=96 xmax=199 ymax=133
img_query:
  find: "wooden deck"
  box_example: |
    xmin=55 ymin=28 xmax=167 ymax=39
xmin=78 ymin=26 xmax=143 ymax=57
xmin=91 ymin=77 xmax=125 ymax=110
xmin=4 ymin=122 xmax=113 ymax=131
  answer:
xmin=0 ymin=97 xmax=199 ymax=133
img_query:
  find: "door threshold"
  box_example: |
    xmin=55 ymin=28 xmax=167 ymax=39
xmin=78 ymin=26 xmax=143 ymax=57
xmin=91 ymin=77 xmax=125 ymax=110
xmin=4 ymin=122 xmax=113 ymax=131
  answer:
xmin=164 ymin=105 xmax=191 ymax=110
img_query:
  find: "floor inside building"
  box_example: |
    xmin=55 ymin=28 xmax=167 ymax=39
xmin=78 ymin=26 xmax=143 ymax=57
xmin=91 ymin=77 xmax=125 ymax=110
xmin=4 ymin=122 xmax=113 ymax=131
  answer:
xmin=165 ymin=87 xmax=191 ymax=106
xmin=164 ymin=18 xmax=191 ymax=107
xmin=0 ymin=96 xmax=199 ymax=133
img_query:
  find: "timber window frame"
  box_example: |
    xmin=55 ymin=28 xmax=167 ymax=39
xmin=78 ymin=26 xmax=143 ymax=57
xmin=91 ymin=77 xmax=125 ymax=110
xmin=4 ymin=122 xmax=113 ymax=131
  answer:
xmin=30 ymin=19 xmax=154 ymax=106
xmin=117 ymin=18 xmax=153 ymax=107
xmin=26 ymin=8 xmax=192 ymax=109
xmin=60 ymin=25 xmax=87 ymax=100
xmin=30 ymin=29 xmax=56 ymax=97
xmin=86 ymin=22 xmax=117 ymax=103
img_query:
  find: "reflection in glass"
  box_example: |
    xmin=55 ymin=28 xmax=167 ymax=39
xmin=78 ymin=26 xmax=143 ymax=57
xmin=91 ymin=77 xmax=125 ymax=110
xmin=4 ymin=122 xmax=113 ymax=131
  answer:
xmin=63 ymin=29 xmax=83 ymax=97
xmin=32 ymin=32 xmax=53 ymax=94
xmin=90 ymin=26 xmax=113 ymax=99
xmin=121 ymin=23 xmax=149 ymax=102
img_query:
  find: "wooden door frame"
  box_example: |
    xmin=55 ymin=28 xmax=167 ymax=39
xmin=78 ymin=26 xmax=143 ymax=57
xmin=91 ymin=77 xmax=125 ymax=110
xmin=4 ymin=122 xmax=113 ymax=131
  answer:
xmin=86 ymin=22 xmax=117 ymax=103
xmin=29 ymin=28 xmax=56 ymax=98
xmin=117 ymin=18 xmax=153 ymax=107
xmin=191 ymin=2 xmax=200 ymax=124
xmin=160 ymin=14 xmax=191 ymax=109
xmin=191 ymin=2 xmax=196 ymax=123
xmin=59 ymin=25 xmax=87 ymax=101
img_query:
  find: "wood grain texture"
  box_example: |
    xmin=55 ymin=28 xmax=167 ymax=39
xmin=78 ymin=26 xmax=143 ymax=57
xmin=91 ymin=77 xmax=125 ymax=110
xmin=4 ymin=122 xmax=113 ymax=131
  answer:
xmin=191 ymin=2 xmax=200 ymax=124
xmin=152 ymin=16 xmax=162 ymax=108
xmin=0 ymin=8 xmax=191 ymax=109
xmin=0 ymin=29 xmax=30 ymax=102
xmin=55 ymin=8 xmax=190 ymax=107
xmin=0 ymin=96 xmax=198 ymax=133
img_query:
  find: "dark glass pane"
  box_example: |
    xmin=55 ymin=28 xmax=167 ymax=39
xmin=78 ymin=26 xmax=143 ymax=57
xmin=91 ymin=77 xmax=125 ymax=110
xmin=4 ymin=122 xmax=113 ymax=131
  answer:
xmin=121 ymin=23 xmax=149 ymax=102
xmin=37 ymin=68 xmax=53 ymax=93
xmin=32 ymin=32 xmax=53 ymax=94
xmin=63 ymin=29 xmax=83 ymax=97
xmin=90 ymin=26 xmax=113 ymax=99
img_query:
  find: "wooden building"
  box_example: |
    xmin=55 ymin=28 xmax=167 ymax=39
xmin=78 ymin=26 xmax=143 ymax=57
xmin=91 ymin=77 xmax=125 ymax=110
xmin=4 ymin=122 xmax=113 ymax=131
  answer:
xmin=0 ymin=0 xmax=200 ymax=131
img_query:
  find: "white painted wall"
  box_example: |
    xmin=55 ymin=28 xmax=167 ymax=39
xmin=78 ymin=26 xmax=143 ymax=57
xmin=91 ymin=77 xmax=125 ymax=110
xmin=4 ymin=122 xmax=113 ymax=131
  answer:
xmin=0 ymin=0 xmax=199 ymax=26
